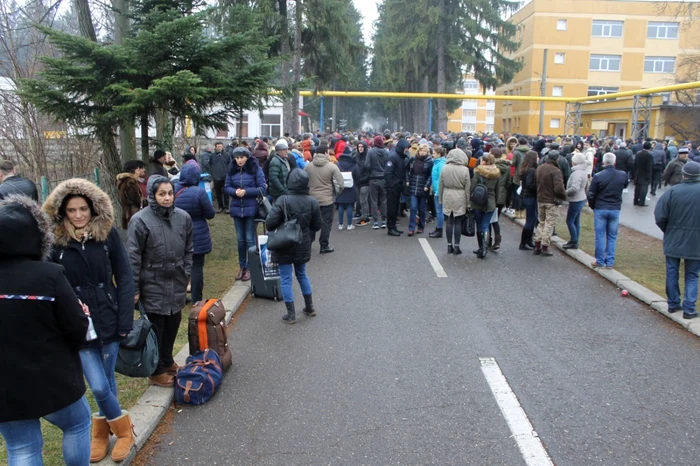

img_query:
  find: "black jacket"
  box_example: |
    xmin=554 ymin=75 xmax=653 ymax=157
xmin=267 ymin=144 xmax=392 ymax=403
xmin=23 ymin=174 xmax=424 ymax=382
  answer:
xmin=558 ymin=155 xmax=572 ymax=186
xmin=651 ymin=148 xmax=667 ymax=169
xmin=266 ymin=169 xmax=322 ymax=265
xmin=587 ymin=165 xmax=629 ymax=211
xmin=385 ymin=150 xmax=406 ymax=190
xmin=634 ymin=150 xmax=654 ymax=184
xmin=614 ymin=149 xmax=633 ymax=172
xmin=365 ymin=147 xmax=389 ymax=180
xmin=149 ymin=159 xmax=169 ymax=178
xmin=0 ymin=195 xmax=88 ymax=422
xmin=0 ymin=175 xmax=39 ymax=201
xmin=405 ymin=155 xmax=434 ymax=197
xmin=521 ymin=167 xmax=537 ymax=199
xmin=354 ymin=142 xmax=371 ymax=187
xmin=655 ymin=179 xmax=700 ymax=260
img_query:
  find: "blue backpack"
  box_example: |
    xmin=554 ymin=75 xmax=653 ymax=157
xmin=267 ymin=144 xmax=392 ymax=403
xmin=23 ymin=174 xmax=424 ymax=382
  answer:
xmin=175 ymin=349 xmax=223 ymax=405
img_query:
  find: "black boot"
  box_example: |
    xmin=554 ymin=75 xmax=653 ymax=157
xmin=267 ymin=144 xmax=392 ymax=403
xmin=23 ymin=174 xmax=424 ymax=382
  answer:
xmin=429 ymin=228 xmax=443 ymax=238
xmin=282 ymin=302 xmax=296 ymax=324
xmin=303 ymin=294 xmax=316 ymax=317
xmin=447 ymin=244 xmax=454 ymax=254
xmin=477 ymin=232 xmax=488 ymax=259
xmin=453 ymin=245 xmax=462 ymax=255
xmin=526 ymin=229 xmax=535 ymax=248
xmin=473 ymin=233 xmax=483 ymax=255
xmin=519 ymin=229 xmax=533 ymax=250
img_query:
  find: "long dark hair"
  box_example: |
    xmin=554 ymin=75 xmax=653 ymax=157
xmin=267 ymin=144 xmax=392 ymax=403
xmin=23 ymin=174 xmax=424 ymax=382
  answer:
xmin=520 ymin=151 xmax=539 ymax=176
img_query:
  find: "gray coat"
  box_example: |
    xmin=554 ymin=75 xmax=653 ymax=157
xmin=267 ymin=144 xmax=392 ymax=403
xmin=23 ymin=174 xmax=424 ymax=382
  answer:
xmin=202 ymin=150 xmax=231 ymax=181
xmin=655 ymin=179 xmax=700 ymax=260
xmin=127 ymin=194 xmax=194 ymax=316
xmin=566 ymin=164 xmax=588 ymax=202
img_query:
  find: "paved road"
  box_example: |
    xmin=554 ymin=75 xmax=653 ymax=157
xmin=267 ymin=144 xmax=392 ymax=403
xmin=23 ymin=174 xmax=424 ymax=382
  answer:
xmin=147 ymin=220 xmax=700 ymax=465
xmin=618 ymin=183 xmax=665 ymax=240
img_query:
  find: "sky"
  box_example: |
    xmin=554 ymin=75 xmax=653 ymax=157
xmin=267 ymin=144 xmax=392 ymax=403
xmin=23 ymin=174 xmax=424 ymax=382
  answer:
xmin=353 ymin=0 xmax=380 ymax=46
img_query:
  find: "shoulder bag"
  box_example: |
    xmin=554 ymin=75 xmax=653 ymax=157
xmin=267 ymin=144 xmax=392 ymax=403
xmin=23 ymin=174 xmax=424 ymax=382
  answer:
xmin=266 ymin=198 xmax=303 ymax=250
xmin=257 ymin=188 xmax=272 ymax=220
xmin=115 ymin=302 xmax=160 ymax=378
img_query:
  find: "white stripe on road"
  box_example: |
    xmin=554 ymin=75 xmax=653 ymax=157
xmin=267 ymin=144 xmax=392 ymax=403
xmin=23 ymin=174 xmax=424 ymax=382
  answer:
xmin=479 ymin=357 xmax=554 ymax=466
xmin=418 ymin=238 xmax=447 ymax=278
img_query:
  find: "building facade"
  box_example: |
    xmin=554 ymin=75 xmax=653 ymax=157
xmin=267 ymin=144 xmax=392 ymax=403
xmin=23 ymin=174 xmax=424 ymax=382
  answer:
xmin=448 ymin=77 xmax=496 ymax=134
xmin=495 ymin=0 xmax=700 ymax=139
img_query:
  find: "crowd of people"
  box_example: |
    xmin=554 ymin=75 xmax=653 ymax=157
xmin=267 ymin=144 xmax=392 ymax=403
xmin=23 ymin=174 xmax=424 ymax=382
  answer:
xmin=1 ymin=127 xmax=699 ymax=464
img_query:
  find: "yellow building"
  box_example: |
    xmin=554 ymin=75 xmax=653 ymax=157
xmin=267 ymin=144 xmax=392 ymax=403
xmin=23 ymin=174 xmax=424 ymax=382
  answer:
xmin=447 ymin=76 xmax=496 ymax=133
xmin=495 ymin=0 xmax=700 ymax=139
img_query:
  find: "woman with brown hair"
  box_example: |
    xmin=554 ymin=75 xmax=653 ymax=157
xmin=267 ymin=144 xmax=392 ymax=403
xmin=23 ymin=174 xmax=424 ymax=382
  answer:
xmin=519 ymin=151 xmax=540 ymax=250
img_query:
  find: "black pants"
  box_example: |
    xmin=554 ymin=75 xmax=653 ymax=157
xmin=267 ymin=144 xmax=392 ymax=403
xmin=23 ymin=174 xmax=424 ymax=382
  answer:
xmin=213 ymin=179 xmax=229 ymax=211
xmin=386 ymin=185 xmax=402 ymax=230
xmin=147 ymin=311 xmax=182 ymax=375
xmin=445 ymin=213 xmax=464 ymax=245
xmin=651 ymin=168 xmax=663 ymax=194
xmin=428 ymin=195 xmax=436 ymax=218
xmin=634 ymin=182 xmax=649 ymax=206
xmin=311 ymin=205 xmax=334 ymax=249
xmin=191 ymin=254 xmax=206 ymax=303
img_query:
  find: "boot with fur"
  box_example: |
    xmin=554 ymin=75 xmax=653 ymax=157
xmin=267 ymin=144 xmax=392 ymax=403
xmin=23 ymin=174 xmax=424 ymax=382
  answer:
xmin=90 ymin=415 xmax=110 ymax=463
xmin=107 ymin=411 xmax=135 ymax=462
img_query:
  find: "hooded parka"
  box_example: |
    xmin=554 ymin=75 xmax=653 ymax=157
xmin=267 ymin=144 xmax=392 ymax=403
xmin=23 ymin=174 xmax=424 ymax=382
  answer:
xmin=471 ymin=164 xmax=501 ymax=212
xmin=43 ymin=179 xmax=134 ymax=347
xmin=439 ymin=149 xmax=471 ymax=217
xmin=224 ymin=149 xmax=267 ymax=218
xmin=174 ymin=163 xmax=216 ymax=255
xmin=305 ymin=153 xmax=344 ymax=207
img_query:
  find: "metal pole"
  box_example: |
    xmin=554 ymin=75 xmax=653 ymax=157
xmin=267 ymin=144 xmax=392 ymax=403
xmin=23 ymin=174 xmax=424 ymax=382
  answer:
xmin=539 ymin=49 xmax=548 ymax=135
xmin=319 ymin=96 xmax=324 ymax=132
xmin=428 ymin=98 xmax=433 ymax=133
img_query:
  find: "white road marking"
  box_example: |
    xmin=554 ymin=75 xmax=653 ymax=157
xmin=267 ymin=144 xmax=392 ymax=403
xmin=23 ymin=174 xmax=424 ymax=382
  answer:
xmin=479 ymin=357 xmax=554 ymax=466
xmin=418 ymin=238 xmax=447 ymax=278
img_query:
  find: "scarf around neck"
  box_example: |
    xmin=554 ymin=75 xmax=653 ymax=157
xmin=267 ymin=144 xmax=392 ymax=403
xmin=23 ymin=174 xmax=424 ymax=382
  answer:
xmin=63 ymin=217 xmax=92 ymax=246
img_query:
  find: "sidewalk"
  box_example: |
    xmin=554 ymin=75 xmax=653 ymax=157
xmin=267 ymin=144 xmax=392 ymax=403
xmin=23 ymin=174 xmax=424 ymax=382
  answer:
xmin=617 ymin=183 xmax=666 ymax=240
xmin=504 ymin=211 xmax=700 ymax=338
xmin=95 ymin=280 xmax=250 ymax=466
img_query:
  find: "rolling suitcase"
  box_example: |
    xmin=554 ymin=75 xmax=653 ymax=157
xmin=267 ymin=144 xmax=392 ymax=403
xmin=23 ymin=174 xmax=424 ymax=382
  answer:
xmin=188 ymin=299 xmax=232 ymax=369
xmin=249 ymin=220 xmax=283 ymax=301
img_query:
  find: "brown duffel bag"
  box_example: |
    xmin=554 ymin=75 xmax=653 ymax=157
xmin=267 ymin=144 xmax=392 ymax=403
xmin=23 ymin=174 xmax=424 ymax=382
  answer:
xmin=188 ymin=299 xmax=232 ymax=370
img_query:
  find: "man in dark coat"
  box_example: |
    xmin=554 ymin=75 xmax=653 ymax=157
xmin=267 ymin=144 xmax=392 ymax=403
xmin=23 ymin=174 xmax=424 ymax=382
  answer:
xmin=587 ymin=152 xmax=629 ymax=269
xmin=655 ymin=161 xmax=700 ymax=319
xmin=650 ymin=141 xmax=668 ymax=196
xmin=633 ymin=142 xmax=653 ymax=206
xmin=365 ymin=136 xmax=389 ymax=228
xmin=0 ymin=160 xmax=39 ymax=201
xmin=353 ymin=141 xmax=371 ymax=225
xmin=534 ymin=151 xmax=566 ymax=256
xmin=149 ymin=149 xmax=169 ymax=178
xmin=663 ymin=147 xmax=689 ymax=186
xmin=613 ymin=142 xmax=633 ymax=178
xmin=202 ymin=142 xmax=232 ymax=212
xmin=385 ymin=139 xmax=407 ymax=236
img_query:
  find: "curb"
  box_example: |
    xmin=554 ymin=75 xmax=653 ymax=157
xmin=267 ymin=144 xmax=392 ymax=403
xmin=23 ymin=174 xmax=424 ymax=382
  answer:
xmin=96 ymin=280 xmax=251 ymax=466
xmin=503 ymin=211 xmax=700 ymax=338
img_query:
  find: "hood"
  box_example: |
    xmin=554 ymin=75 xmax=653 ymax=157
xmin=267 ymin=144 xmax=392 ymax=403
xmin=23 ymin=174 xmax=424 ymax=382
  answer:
xmin=471 ymin=138 xmax=482 ymax=150
xmin=571 ymin=164 xmax=587 ymax=172
xmin=533 ymin=139 xmax=546 ymax=154
xmin=494 ymin=157 xmax=511 ymax=174
xmin=445 ymin=148 xmax=468 ymax=166
xmin=255 ymin=140 xmax=268 ymax=151
xmin=515 ymin=144 xmax=530 ymax=153
xmin=475 ymin=164 xmax=501 ymax=180
xmin=338 ymin=153 xmax=356 ymax=165
xmin=506 ymin=137 xmax=518 ymax=149
xmin=313 ymin=153 xmax=331 ymax=166
xmin=0 ymin=195 xmax=53 ymax=261
xmin=395 ymin=138 xmax=410 ymax=157
xmin=43 ymin=178 xmax=114 ymax=247
xmin=116 ymin=172 xmax=139 ymax=188
xmin=147 ymin=175 xmax=175 ymax=218
xmin=287 ymin=168 xmax=310 ymax=195
xmin=356 ymin=142 xmax=370 ymax=157
xmin=456 ymin=138 xmax=469 ymax=151
xmin=178 ymin=163 xmax=201 ymax=187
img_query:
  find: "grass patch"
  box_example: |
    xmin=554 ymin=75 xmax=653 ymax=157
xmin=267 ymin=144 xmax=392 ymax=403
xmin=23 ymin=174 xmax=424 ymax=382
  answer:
xmin=554 ymin=207 xmax=692 ymax=308
xmin=0 ymin=213 xmax=239 ymax=465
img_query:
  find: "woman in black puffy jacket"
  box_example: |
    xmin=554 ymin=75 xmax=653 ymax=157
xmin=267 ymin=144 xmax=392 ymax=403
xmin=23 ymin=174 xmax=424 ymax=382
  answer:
xmin=519 ymin=151 xmax=539 ymax=250
xmin=266 ymin=169 xmax=322 ymax=324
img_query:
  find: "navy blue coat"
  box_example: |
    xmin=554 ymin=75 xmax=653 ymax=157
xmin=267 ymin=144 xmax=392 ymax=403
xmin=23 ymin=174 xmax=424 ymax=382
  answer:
xmin=175 ymin=164 xmax=216 ymax=255
xmin=335 ymin=154 xmax=359 ymax=204
xmin=587 ymin=165 xmax=629 ymax=211
xmin=224 ymin=156 xmax=267 ymax=218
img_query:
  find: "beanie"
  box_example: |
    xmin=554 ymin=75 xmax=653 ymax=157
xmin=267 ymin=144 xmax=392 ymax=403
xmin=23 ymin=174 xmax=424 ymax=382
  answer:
xmin=275 ymin=139 xmax=289 ymax=151
xmin=682 ymin=161 xmax=700 ymax=178
xmin=373 ymin=136 xmax=385 ymax=148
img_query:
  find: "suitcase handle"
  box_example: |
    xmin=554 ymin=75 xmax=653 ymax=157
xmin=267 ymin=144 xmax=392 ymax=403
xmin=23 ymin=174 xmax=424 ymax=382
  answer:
xmin=254 ymin=219 xmax=267 ymax=252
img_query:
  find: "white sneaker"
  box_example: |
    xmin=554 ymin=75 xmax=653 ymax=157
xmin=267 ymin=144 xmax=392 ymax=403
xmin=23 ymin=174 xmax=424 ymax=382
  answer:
xmin=338 ymin=224 xmax=344 ymax=231
xmin=346 ymin=225 xmax=355 ymax=231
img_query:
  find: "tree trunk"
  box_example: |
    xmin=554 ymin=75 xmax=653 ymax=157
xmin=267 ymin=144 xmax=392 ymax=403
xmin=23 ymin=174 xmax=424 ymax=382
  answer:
xmin=279 ymin=0 xmax=293 ymax=137
xmin=114 ymin=0 xmax=137 ymax=161
xmin=436 ymin=0 xmax=447 ymax=133
xmin=291 ymin=0 xmax=302 ymax=136
xmin=141 ymin=113 xmax=150 ymax=162
xmin=73 ymin=0 xmax=97 ymax=42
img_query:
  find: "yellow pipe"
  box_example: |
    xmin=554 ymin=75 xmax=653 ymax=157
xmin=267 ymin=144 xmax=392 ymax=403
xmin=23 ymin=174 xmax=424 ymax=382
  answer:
xmin=568 ymin=80 xmax=700 ymax=103
xmin=297 ymin=90 xmax=570 ymax=102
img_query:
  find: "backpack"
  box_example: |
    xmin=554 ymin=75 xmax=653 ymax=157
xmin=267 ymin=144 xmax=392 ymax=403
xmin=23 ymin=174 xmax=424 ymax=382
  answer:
xmin=188 ymin=299 xmax=232 ymax=370
xmin=341 ymin=171 xmax=354 ymax=188
xmin=471 ymin=181 xmax=489 ymax=206
xmin=175 ymin=349 xmax=223 ymax=405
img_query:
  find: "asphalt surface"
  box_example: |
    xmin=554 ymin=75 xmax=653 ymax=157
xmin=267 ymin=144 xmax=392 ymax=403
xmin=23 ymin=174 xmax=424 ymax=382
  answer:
xmin=147 ymin=218 xmax=700 ymax=465
xmin=618 ymin=183 xmax=665 ymax=240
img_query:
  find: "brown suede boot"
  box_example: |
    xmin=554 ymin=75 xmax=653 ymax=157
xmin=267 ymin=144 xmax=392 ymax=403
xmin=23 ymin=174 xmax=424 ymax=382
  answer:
xmin=90 ymin=415 xmax=110 ymax=463
xmin=107 ymin=411 xmax=136 ymax=462
xmin=534 ymin=241 xmax=542 ymax=255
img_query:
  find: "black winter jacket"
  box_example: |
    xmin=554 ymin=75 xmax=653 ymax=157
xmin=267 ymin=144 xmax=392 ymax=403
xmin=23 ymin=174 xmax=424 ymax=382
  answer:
xmin=354 ymin=142 xmax=371 ymax=187
xmin=385 ymin=151 xmax=406 ymax=190
xmin=614 ymin=149 xmax=633 ymax=172
xmin=405 ymin=155 xmax=434 ymax=197
xmin=587 ymin=165 xmax=629 ymax=211
xmin=266 ymin=169 xmax=322 ymax=265
xmin=634 ymin=150 xmax=654 ymax=184
xmin=0 ymin=175 xmax=39 ymax=201
xmin=521 ymin=167 xmax=537 ymax=199
xmin=365 ymin=147 xmax=389 ymax=180
xmin=0 ymin=195 xmax=88 ymax=422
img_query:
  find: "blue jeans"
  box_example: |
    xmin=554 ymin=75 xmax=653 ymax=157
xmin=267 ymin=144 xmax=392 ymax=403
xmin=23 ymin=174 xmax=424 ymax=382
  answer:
xmin=566 ymin=200 xmax=586 ymax=244
xmin=0 ymin=397 xmax=91 ymax=466
xmin=666 ymin=257 xmax=700 ymax=316
xmin=409 ymin=195 xmax=427 ymax=231
xmin=434 ymin=196 xmax=444 ymax=229
xmin=474 ymin=209 xmax=495 ymax=233
xmin=233 ymin=216 xmax=256 ymax=268
xmin=80 ymin=341 xmax=122 ymax=419
xmin=593 ymin=209 xmax=620 ymax=267
xmin=522 ymin=197 xmax=538 ymax=230
xmin=337 ymin=203 xmax=353 ymax=226
xmin=279 ymin=262 xmax=312 ymax=303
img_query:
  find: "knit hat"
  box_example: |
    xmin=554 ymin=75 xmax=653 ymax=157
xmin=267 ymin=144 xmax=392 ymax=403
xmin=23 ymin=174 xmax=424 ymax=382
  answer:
xmin=275 ymin=139 xmax=289 ymax=151
xmin=682 ymin=161 xmax=700 ymax=178
xmin=572 ymin=152 xmax=586 ymax=166
xmin=679 ymin=147 xmax=689 ymax=154
xmin=373 ymin=135 xmax=385 ymax=148
xmin=547 ymin=150 xmax=560 ymax=162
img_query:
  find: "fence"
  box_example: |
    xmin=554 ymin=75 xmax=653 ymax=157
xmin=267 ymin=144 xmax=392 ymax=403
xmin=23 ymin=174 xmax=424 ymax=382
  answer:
xmin=40 ymin=167 xmax=101 ymax=202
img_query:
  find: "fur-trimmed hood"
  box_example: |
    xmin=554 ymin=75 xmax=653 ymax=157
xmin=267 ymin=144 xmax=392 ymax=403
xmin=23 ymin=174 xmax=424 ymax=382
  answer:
xmin=475 ymin=164 xmax=501 ymax=180
xmin=43 ymin=178 xmax=114 ymax=247
xmin=0 ymin=194 xmax=54 ymax=261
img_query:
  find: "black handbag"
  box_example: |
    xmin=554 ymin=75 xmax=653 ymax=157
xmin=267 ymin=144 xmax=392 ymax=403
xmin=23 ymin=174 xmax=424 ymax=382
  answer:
xmin=257 ymin=188 xmax=272 ymax=220
xmin=461 ymin=209 xmax=476 ymax=237
xmin=266 ymin=198 xmax=303 ymax=250
xmin=115 ymin=303 xmax=160 ymax=378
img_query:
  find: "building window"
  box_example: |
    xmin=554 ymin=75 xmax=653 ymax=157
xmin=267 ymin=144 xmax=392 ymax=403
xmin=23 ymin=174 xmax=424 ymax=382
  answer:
xmin=462 ymin=109 xmax=477 ymax=118
xmin=592 ymin=20 xmax=623 ymax=38
xmin=216 ymin=128 xmax=228 ymax=138
xmin=462 ymin=123 xmax=476 ymax=132
xmin=589 ymin=54 xmax=621 ymax=71
xmin=554 ymin=53 xmax=565 ymax=64
xmin=587 ymin=86 xmax=619 ymax=101
xmin=486 ymin=124 xmax=494 ymax=133
xmin=552 ymin=86 xmax=563 ymax=97
xmin=487 ymin=100 xmax=495 ymax=105
xmin=464 ymin=81 xmax=478 ymax=91
xmin=550 ymin=118 xmax=561 ymax=129
xmin=261 ymin=114 xmax=281 ymax=138
xmin=647 ymin=21 xmax=679 ymax=39
xmin=644 ymin=56 xmax=675 ymax=73
xmin=502 ymin=118 xmax=507 ymax=131
xmin=486 ymin=110 xmax=495 ymax=117
xmin=557 ymin=19 xmax=567 ymax=31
